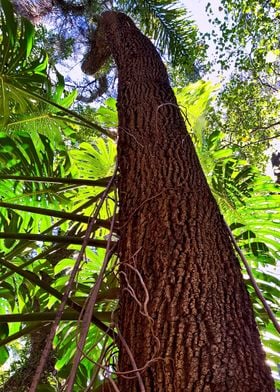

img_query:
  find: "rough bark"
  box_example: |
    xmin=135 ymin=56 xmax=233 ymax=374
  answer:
xmin=83 ymin=11 xmax=275 ymax=392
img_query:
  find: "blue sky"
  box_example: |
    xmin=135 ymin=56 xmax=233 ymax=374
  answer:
xmin=182 ymin=0 xmax=224 ymax=34
xmin=182 ymin=0 xmax=225 ymax=84
xmin=182 ymin=0 xmax=214 ymax=33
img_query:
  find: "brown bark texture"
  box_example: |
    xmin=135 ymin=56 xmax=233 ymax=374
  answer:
xmin=83 ymin=11 xmax=275 ymax=392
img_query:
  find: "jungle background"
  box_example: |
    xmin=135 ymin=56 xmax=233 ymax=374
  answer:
xmin=0 ymin=0 xmax=279 ymax=390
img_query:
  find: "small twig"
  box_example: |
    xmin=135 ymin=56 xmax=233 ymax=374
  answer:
xmin=79 ymin=336 xmax=164 ymax=379
xmin=121 ymin=274 xmax=143 ymax=309
xmin=0 ymin=323 xmax=50 ymax=347
xmin=222 ymin=132 xmax=280 ymax=149
xmin=118 ymin=126 xmax=144 ymax=148
xmin=86 ymin=344 xmax=163 ymax=378
xmin=250 ymin=120 xmax=280 ymax=134
xmin=0 ymin=201 xmax=112 ymax=227
xmin=114 ymin=357 xmax=164 ymax=378
xmin=242 ymin=132 xmax=280 ymax=147
xmin=0 ymin=311 xmax=112 ymax=323
xmin=0 ymin=174 xmax=112 ymax=186
xmin=122 ymin=263 xmax=151 ymax=320
xmin=84 ymin=335 xmax=110 ymax=392
xmin=0 ymin=232 xmax=113 ymax=247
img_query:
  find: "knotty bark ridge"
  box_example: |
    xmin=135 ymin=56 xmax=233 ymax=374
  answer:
xmin=83 ymin=11 xmax=275 ymax=392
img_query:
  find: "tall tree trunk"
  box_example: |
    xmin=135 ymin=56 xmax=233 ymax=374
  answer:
xmin=83 ymin=11 xmax=275 ymax=392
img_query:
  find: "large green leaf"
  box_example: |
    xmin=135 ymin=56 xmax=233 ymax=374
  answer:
xmin=0 ymin=0 xmax=49 ymax=124
xmin=0 ymin=12 xmax=278 ymax=389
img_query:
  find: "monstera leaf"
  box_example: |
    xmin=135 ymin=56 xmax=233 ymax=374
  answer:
xmin=0 ymin=0 xmax=49 ymax=125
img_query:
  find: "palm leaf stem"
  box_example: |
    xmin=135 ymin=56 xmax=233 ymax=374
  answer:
xmin=9 ymin=83 xmax=117 ymax=139
xmin=0 ymin=175 xmax=112 ymax=186
xmin=0 ymin=311 xmax=112 ymax=323
xmin=0 ymin=201 xmax=113 ymax=228
xmin=0 ymin=323 xmax=51 ymax=347
xmin=0 ymin=232 xmax=115 ymax=247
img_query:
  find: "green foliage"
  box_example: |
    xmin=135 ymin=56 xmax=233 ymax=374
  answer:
xmin=206 ymin=76 xmax=280 ymax=169
xmin=118 ymin=0 xmax=205 ymax=77
xmin=204 ymin=0 xmax=280 ymax=170
xmin=0 ymin=4 xmax=118 ymax=389
xmin=0 ymin=128 xmax=117 ymax=390
xmin=0 ymin=0 xmax=49 ymax=124
xmin=1 ymin=73 xmax=279 ymax=388
xmin=0 ymin=0 xmax=279 ymax=390
xmin=36 ymin=26 xmax=75 ymax=63
xmin=206 ymin=0 xmax=280 ymax=74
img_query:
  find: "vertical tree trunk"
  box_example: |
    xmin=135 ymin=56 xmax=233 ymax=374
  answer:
xmin=83 ymin=11 xmax=275 ymax=392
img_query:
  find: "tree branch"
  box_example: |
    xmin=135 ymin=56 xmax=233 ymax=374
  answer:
xmin=0 ymin=323 xmax=50 ymax=347
xmin=0 ymin=233 xmax=115 ymax=247
xmin=0 ymin=175 xmax=112 ymax=186
xmin=0 ymin=201 xmax=113 ymax=229
xmin=0 ymin=311 xmax=112 ymax=324
xmin=250 ymin=120 xmax=280 ymax=133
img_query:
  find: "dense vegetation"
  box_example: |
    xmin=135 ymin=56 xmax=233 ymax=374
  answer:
xmin=0 ymin=0 xmax=279 ymax=390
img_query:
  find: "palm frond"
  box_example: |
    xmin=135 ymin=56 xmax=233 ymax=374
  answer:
xmin=117 ymin=0 xmax=204 ymax=75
